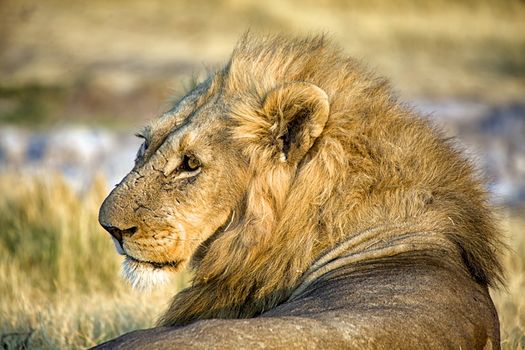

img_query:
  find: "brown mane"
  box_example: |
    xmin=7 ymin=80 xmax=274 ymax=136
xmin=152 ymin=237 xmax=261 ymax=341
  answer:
xmin=158 ymin=34 xmax=504 ymax=326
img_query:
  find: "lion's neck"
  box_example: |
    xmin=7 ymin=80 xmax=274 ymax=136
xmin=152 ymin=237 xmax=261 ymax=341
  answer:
xmin=158 ymin=216 xmax=459 ymax=327
xmin=288 ymin=222 xmax=460 ymax=301
xmin=159 ymin=164 xmax=452 ymax=326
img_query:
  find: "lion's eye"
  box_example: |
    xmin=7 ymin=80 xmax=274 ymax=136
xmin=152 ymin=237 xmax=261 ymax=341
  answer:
xmin=180 ymin=155 xmax=201 ymax=172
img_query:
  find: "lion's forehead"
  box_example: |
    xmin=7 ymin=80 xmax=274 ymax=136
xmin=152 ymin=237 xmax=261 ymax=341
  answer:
xmin=148 ymin=99 xmax=229 ymax=154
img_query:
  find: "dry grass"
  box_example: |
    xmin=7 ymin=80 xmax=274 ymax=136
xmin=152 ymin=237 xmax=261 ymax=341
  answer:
xmin=0 ymin=173 xmax=188 ymax=349
xmin=0 ymin=173 xmax=523 ymax=348
xmin=493 ymin=213 xmax=525 ymax=349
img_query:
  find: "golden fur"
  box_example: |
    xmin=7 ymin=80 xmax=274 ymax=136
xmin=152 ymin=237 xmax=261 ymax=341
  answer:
xmin=98 ymin=34 xmax=504 ymax=333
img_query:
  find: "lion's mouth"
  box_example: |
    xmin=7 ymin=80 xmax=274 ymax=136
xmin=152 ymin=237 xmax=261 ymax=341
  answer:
xmin=126 ymin=255 xmax=181 ymax=270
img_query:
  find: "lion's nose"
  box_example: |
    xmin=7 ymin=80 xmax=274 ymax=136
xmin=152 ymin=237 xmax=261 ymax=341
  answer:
xmin=100 ymin=224 xmax=137 ymax=244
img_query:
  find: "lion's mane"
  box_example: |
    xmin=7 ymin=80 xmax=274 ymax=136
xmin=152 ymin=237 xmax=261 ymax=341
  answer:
xmin=159 ymin=34 xmax=504 ymax=326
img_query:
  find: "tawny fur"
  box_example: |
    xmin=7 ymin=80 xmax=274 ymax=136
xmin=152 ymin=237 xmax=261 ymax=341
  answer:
xmin=154 ymin=34 xmax=504 ymax=326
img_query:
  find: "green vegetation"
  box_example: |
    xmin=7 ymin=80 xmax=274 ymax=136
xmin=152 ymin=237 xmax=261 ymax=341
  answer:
xmin=0 ymin=85 xmax=66 ymax=126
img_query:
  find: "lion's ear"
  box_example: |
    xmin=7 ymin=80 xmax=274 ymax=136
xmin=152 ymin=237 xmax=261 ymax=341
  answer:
xmin=262 ymin=82 xmax=329 ymax=164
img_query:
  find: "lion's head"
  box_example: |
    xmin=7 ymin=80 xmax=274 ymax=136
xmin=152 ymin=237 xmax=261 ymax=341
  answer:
xmin=99 ymin=34 xmax=503 ymax=326
xmin=99 ymin=77 xmax=250 ymax=288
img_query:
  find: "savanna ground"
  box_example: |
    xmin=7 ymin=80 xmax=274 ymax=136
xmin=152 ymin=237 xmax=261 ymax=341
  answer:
xmin=0 ymin=0 xmax=524 ymax=349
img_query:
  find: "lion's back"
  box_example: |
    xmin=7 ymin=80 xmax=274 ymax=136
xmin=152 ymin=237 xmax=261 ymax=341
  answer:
xmin=262 ymin=256 xmax=499 ymax=349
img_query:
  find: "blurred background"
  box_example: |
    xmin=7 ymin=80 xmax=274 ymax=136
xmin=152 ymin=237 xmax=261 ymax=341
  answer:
xmin=0 ymin=0 xmax=524 ymax=348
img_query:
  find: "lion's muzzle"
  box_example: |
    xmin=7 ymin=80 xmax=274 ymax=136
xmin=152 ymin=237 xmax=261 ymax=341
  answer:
xmin=98 ymin=175 xmax=144 ymax=251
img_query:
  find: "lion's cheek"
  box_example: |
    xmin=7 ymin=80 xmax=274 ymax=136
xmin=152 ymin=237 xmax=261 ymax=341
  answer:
xmin=165 ymin=237 xmax=192 ymax=262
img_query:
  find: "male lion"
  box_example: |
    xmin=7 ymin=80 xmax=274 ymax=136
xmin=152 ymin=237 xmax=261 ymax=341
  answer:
xmin=96 ymin=34 xmax=504 ymax=349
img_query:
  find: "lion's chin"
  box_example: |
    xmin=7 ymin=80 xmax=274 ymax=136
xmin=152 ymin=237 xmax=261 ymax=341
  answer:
xmin=121 ymin=256 xmax=180 ymax=290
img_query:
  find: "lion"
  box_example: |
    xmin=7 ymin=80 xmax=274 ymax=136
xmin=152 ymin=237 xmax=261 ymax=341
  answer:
xmin=95 ymin=34 xmax=504 ymax=349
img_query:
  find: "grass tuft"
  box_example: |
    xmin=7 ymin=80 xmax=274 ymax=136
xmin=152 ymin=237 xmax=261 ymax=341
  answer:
xmin=0 ymin=173 xmax=187 ymax=349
